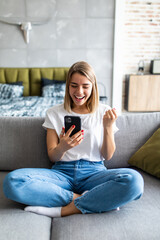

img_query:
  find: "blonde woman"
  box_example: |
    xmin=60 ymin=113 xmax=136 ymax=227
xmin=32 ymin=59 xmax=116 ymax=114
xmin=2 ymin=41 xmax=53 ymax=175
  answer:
xmin=3 ymin=61 xmax=144 ymax=217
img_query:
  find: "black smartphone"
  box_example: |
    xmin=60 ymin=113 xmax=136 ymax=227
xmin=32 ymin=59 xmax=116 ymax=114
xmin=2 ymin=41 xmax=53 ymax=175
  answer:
xmin=64 ymin=116 xmax=81 ymax=137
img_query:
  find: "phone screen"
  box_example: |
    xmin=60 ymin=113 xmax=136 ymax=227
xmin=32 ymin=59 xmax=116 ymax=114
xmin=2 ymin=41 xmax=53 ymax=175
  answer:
xmin=64 ymin=116 xmax=81 ymax=137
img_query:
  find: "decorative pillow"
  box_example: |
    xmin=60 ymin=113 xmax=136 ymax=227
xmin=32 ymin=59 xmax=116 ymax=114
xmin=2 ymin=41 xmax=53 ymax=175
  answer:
xmin=9 ymin=81 xmax=23 ymax=86
xmin=0 ymin=83 xmax=24 ymax=99
xmin=128 ymin=128 xmax=160 ymax=178
xmin=42 ymin=84 xmax=66 ymax=98
xmin=41 ymin=78 xmax=65 ymax=87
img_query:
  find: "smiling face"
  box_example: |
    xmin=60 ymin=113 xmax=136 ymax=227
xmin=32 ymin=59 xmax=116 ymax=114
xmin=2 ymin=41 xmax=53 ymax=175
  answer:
xmin=69 ymin=73 xmax=93 ymax=110
xmin=64 ymin=61 xmax=99 ymax=113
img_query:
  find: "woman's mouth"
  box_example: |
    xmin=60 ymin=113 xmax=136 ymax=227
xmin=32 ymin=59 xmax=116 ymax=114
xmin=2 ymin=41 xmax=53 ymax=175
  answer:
xmin=74 ymin=95 xmax=85 ymax=101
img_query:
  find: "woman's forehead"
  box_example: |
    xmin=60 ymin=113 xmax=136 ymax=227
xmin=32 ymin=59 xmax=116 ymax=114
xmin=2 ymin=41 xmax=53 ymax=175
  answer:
xmin=70 ymin=73 xmax=92 ymax=85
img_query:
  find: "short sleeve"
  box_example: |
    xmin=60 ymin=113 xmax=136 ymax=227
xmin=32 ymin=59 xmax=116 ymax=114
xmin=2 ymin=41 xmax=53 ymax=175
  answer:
xmin=113 ymin=122 xmax=119 ymax=134
xmin=42 ymin=110 xmax=55 ymax=130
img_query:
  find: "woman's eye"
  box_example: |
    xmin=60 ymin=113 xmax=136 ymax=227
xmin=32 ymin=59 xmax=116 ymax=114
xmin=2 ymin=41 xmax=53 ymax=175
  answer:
xmin=70 ymin=85 xmax=90 ymax=89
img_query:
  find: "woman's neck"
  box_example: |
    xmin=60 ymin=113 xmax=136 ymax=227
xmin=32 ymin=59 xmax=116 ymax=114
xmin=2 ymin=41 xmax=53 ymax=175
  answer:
xmin=71 ymin=105 xmax=90 ymax=114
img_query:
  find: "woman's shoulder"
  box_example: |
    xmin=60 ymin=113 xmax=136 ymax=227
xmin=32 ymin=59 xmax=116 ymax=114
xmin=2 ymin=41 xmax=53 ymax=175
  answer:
xmin=46 ymin=103 xmax=65 ymax=116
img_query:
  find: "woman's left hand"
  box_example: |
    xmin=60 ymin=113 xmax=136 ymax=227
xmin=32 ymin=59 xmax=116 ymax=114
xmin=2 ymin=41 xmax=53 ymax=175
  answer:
xmin=103 ymin=108 xmax=118 ymax=130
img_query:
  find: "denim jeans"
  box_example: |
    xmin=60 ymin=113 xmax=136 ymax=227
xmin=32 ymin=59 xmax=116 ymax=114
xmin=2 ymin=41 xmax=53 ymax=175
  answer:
xmin=3 ymin=159 xmax=144 ymax=214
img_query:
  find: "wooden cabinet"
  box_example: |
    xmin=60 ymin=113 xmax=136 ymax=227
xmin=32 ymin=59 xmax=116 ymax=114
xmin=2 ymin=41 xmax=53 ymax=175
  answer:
xmin=127 ymin=75 xmax=160 ymax=111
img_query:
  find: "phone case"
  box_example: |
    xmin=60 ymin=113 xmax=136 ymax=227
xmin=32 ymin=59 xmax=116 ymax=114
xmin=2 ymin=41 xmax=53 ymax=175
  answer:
xmin=64 ymin=116 xmax=81 ymax=137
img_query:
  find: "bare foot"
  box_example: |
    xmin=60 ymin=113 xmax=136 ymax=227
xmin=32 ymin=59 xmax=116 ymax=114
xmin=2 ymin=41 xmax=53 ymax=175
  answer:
xmin=61 ymin=193 xmax=82 ymax=217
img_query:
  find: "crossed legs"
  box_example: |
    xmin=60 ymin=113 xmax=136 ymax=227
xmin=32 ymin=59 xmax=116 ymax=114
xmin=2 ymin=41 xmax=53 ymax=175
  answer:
xmin=3 ymin=167 xmax=144 ymax=217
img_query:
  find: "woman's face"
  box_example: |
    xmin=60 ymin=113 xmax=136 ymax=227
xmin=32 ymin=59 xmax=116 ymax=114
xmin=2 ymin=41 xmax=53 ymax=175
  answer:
xmin=69 ymin=73 xmax=93 ymax=108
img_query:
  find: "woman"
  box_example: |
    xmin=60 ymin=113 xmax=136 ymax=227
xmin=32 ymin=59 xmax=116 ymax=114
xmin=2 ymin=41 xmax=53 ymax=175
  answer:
xmin=3 ymin=61 xmax=144 ymax=217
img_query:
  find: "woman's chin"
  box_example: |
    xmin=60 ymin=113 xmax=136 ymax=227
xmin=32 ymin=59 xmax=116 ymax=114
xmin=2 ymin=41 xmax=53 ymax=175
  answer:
xmin=72 ymin=99 xmax=87 ymax=107
xmin=73 ymin=97 xmax=86 ymax=105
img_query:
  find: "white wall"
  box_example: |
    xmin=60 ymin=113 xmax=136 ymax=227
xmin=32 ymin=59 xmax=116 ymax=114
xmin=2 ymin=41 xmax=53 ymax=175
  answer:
xmin=113 ymin=0 xmax=160 ymax=112
xmin=0 ymin=0 xmax=115 ymax=105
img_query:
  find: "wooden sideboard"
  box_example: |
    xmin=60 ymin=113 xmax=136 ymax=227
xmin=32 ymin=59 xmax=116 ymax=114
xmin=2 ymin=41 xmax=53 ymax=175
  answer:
xmin=127 ymin=75 xmax=160 ymax=111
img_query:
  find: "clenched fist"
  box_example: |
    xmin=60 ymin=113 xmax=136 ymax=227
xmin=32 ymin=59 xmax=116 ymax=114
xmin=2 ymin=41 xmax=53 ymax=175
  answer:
xmin=103 ymin=108 xmax=118 ymax=130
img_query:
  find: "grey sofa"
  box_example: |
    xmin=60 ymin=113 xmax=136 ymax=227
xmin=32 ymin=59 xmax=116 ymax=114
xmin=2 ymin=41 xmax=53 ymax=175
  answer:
xmin=0 ymin=112 xmax=160 ymax=240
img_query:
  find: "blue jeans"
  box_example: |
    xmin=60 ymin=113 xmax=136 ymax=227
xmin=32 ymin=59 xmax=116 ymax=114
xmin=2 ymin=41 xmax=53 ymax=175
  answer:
xmin=3 ymin=159 xmax=144 ymax=214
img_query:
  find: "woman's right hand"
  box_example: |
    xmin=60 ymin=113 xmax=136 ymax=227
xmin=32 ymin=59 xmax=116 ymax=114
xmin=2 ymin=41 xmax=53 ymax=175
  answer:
xmin=59 ymin=125 xmax=84 ymax=151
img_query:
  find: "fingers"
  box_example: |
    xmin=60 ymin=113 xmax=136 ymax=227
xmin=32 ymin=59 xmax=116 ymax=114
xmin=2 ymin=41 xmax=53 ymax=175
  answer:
xmin=69 ymin=130 xmax=84 ymax=144
xmin=104 ymin=108 xmax=117 ymax=120
xmin=103 ymin=108 xmax=118 ymax=129
xmin=59 ymin=127 xmax=65 ymax=138
xmin=65 ymin=125 xmax=75 ymax=137
xmin=60 ymin=126 xmax=84 ymax=149
xmin=112 ymin=108 xmax=118 ymax=119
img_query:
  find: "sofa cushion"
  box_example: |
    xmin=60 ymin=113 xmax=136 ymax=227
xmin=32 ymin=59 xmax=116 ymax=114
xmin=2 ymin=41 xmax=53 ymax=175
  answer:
xmin=50 ymin=169 xmax=160 ymax=240
xmin=0 ymin=117 xmax=52 ymax=171
xmin=1 ymin=113 xmax=160 ymax=170
xmin=0 ymin=171 xmax=51 ymax=240
xmin=128 ymin=128 xmax=160 ymax=178
xmin=105 ymin=112 xmax=160 ymax=169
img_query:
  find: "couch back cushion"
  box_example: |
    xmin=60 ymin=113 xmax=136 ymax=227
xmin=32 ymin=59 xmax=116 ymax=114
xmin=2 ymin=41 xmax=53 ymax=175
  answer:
xmin=105 ymin=112 xmax=160 ymax=169
xmin=0 ymin=113 xmax=160 ymax=171
xmin=0 ymin=117 xmax=52 ymax=171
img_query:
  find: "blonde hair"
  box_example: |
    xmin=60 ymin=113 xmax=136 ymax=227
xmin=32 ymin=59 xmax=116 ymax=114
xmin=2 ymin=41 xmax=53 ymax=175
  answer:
xmin=64 ymin=61 xmax=99 ymax=113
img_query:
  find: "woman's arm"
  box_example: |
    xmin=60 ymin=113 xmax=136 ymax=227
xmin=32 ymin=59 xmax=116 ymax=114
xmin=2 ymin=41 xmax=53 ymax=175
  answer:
xmin=100 ymin=108 xmax=118 ymax=161
xmin=46 ymin=126 xmax=83 ymax=163
xmin=46 ymin=129 xmax=65 ymax=163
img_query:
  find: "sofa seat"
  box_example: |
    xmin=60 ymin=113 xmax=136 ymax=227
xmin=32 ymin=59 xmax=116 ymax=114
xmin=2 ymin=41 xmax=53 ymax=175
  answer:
xmin=1 ymin=169 xmax=160 ymax=240
xmin=50 ymin=169 xmax=160 ymax=240
xmin=0 ymin=171 xmax=51 ymax=240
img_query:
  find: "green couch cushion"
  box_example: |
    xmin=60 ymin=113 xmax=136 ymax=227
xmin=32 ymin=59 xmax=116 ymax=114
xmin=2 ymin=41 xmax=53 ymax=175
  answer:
xmin=30 ymin=68 xmax=69 ymax=96
xmin=128 ymin=128 xmax=160 ymax=178
xmin=0 ymin=68 xmax=29 ymax=96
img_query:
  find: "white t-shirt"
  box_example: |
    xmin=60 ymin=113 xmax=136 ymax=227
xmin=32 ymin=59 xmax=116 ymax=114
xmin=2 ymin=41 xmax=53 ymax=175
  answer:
xmin=42 ymin=103 xmax=119 ymax=162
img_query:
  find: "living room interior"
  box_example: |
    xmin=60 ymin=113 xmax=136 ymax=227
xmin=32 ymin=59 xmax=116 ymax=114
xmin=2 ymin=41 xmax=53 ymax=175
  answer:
xmin=0 ymin=1 xmax=160 ymax=240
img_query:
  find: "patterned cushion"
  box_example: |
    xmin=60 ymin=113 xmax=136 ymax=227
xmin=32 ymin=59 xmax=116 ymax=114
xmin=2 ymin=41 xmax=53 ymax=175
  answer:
xmin=41 ymin=78 xmax=65 ymax=87
xmin=9 ymin=81 xmax=23 ymax=86
xmin=0 ymin=83 xmax=24 ymax=99
xmin=42 ymin=84 xmax=66 ymax=98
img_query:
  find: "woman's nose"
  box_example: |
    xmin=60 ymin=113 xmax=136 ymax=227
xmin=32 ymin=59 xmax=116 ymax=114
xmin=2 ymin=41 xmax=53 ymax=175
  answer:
xmin=77 ymin=86 xmax=83 ymax=94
